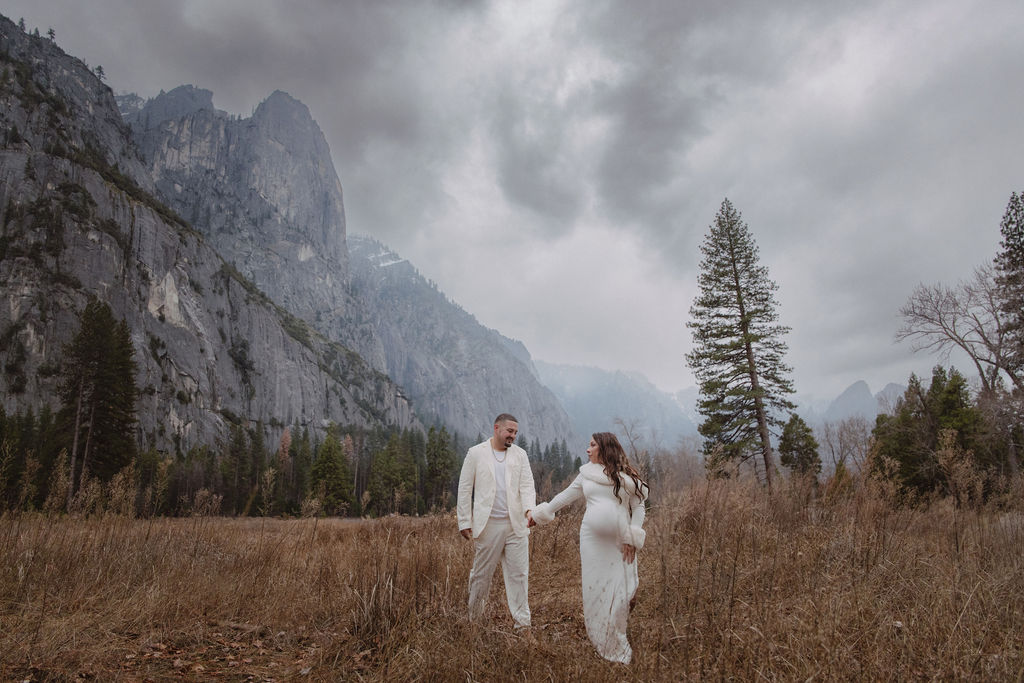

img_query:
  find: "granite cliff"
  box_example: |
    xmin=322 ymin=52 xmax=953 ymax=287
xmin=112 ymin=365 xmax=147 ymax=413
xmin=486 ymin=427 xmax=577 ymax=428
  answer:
xmin=0 ymin=15 xmax=572 ymax=451
xmin=126 ymin=86 xmax=351 ymax=336
xmin=0 ymin=16 xmax=418 ymax=451
xmin=124 ymin=85 xmax=573 ymax=445
xmin=347 ymin=236 xmax=573 ymax=444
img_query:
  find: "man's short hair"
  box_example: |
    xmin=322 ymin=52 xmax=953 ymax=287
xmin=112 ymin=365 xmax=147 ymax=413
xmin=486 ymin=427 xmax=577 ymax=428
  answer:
xmin=494 ymin=413 xmax=518 ymax=426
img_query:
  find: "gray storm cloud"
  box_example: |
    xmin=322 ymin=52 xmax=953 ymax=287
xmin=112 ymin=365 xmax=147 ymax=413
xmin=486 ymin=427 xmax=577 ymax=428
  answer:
xmin=7 ymin=0 xmax=1023 ymax=400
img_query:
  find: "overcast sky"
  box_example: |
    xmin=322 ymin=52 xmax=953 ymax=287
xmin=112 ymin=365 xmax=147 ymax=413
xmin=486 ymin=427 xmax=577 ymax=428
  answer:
xmin=8 ymin=0 xmax=1023 ymax=402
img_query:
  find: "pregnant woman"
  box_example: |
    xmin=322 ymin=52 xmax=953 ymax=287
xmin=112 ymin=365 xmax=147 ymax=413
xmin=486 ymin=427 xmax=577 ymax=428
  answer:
xmin=528 ymin=431 xmax=649 ymax=664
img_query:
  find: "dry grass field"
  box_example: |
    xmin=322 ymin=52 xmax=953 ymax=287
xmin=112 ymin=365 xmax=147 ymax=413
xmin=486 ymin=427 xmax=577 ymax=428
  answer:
xmin=2 ymin=478 xmax=1023 ymax=681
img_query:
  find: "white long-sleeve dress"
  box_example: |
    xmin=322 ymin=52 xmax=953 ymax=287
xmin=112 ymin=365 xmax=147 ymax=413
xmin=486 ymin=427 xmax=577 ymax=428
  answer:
xmin=531 ymin=462 xmax=648 ymax=664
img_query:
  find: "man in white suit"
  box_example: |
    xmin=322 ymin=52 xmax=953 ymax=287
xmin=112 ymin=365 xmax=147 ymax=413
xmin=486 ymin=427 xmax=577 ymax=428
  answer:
xmin=457 ymin=413 xmax=537 ymax=628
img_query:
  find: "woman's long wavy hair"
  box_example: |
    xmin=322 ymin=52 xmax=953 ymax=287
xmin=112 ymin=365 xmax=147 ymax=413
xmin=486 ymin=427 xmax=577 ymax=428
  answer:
xmin=592 ymin=432 xmax=648 ymax=504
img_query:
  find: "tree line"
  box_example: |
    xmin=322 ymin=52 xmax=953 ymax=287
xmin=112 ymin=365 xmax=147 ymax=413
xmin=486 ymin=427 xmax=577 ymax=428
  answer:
xmin=0 ymin=299 xmax=589 ymax=516
xmin=687 ymin=193 xmax=1024 ymax=502
xmin=0 ymin=297 xmax=470 ymax=516
xmin=0 ymin=393 xmax=465 ymax=518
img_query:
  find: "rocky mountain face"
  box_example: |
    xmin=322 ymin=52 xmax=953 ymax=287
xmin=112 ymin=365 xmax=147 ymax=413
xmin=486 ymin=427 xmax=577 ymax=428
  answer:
xmin=822 ymin=380 xmax=881 ymax=424
xmin=126 ymin=86 xmax=351 ymax=337
xmin=819 ymin=380 xmax=904 ymax=424
xmin=0 ymin=16 xmax=417 ymax=451
xmin=123 ymin=85 xmax=573 ymax=447
xmin=348 ymin=236 xmax=572 ymax=445
xmin=535 ymin=361 xmax=698 ymax=448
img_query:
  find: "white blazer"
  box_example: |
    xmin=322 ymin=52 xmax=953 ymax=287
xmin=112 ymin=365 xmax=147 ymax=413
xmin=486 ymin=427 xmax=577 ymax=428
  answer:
xmin=457 ymin=440 xmax=537 ymax=538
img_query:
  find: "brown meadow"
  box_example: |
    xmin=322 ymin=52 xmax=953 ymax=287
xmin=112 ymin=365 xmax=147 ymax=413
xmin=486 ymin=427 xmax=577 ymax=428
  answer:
xmin=2 ymin=478 xmax=1023 ymax=681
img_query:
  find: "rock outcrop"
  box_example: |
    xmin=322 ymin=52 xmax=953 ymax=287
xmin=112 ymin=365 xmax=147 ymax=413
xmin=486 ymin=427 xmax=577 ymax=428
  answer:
xmin=347 ymin=236 xmax=573 ymax=445
xmin=0 ymin=16 xmax=418 ymax=451
xmin=125 ymin=86 xmax=573 ymax=446
xmin=127 ymin=86 xmax=350 ymax=335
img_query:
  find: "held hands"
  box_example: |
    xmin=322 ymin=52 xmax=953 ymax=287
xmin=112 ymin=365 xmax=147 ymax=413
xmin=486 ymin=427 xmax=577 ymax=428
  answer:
xmin=526 ymin=510 xmax=536 ymax=527
xmin=621 ymin=543 xmax=636 ymax=564
xmin=460 ymin=528 xmax=472 ymax=540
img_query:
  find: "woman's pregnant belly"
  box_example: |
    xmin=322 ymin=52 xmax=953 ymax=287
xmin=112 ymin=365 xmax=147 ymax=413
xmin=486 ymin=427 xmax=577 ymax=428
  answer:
xmin=582 ymin=501 xmax=621 ymax=542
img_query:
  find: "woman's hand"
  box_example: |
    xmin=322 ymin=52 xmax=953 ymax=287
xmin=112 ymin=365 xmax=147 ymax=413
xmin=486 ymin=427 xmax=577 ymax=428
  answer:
xmin=526 ymin=511 xmax=535 ymax=527
xmin=622 ymin=543 xmax=636 ymax=564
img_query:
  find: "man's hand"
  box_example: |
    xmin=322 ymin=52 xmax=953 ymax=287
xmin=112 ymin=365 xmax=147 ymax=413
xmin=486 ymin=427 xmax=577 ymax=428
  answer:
xmin=621 ymin=543 xmax=636 ymax=564
xmin=525 ymin=511 xmax=535 ymax=528
xmin=460 ymin=528 xmax=472 ymax=540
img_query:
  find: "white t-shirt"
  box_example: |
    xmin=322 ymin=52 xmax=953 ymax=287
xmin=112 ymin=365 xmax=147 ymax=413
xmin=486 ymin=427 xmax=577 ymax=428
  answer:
xmin=489 ymin=453 xmax=509 ymax=520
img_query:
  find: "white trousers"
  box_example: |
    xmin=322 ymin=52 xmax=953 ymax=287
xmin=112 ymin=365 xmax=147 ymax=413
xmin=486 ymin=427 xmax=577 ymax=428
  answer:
xmin=467 ymin=517 xmax=531 ymax=627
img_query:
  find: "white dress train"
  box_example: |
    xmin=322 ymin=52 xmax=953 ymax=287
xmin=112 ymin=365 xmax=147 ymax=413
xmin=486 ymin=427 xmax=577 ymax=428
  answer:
xmin=532 ymin=462 xmax=648 ymax=664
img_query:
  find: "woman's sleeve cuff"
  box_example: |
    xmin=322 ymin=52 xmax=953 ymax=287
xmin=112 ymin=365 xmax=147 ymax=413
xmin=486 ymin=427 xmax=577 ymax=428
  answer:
xmin=628 ymin=526 xmax=646 ymax=550
xmin=531 ymin=502 xmax=555 ymax=525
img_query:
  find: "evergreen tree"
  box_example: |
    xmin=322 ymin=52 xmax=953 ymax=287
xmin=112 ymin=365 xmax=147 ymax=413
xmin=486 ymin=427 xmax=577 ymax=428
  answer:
xmin=27 ymin=405 xmax=59 ymax=509
xmin=403 ymin=428 xmax=427 ymax=513
xmin=243 ymin=423 xmax=267 ymax=514
xmin=309 ymin=427 xmax=352 ymax=515
xmin=994 ymin=191 xmax=1024 ymax=373
xmin=367 ymin=433 xmax=415 ymax=516
xmin=558 ymin=438 xmax=571 ymax=479
xmin=0 ymin=407 xmax=32 ymax=508
xmin=86 ymin=319 xmax=138 ymax=480
xmin=778 ymin=414 xmax=821 ymax=478
xmin=58 ymin=300 xmax=137 ymax=505
xmin=686 ymin=199 xmax=796 ymax=489
xmin=871 ymin=366 xmax=983 ymax=496
xmin=220 ymin=423 xmax=248 ymax=514
xmin=424 ymin=426 xmax=456 ymax=510
xmin=292 ymin=423 xmax=313 ymax=510
xmin=274 ymin=427 xmax=293 ymax=513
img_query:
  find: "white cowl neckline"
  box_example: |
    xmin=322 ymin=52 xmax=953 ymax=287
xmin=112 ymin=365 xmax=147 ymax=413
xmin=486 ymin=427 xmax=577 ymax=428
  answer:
xmin=578 ymin=462 xmax=645 ymax=499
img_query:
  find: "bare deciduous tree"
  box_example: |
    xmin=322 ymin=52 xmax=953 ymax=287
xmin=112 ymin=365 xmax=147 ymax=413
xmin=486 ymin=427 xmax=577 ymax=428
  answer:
xmin=897 ymin=264 xmax=1023 ymax=395
xmin=818 ymin=417 xmax=872 ymax=474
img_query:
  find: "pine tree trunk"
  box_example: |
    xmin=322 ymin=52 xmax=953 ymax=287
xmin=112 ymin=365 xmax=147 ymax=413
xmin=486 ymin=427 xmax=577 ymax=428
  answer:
xmin=736 ymin=275 xmax=775 ymax=492
xmin=744 ymin=339 xmax=774 ymax=492
xmin=753 ymin=394 xmax=775 ymax=492
xmin=66 ymin=378 xmax=84 ymax=511
xmin=80 ymin=403 xmax=96 ymax=484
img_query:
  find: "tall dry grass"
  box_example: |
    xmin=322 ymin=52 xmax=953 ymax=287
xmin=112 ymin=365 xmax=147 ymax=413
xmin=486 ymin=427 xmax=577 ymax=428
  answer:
xmin=2 ymin=477 xmax=1023 ymax=681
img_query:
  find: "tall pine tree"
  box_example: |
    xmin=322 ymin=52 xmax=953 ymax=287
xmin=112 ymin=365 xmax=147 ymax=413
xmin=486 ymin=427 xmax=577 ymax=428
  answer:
xmin=686 ymin=199 xmax=795 ymax=489
xmin=58 ymin=299 xmax=137 ymax=505
xmin=994 ymin=191 xmax=1024 ymax=374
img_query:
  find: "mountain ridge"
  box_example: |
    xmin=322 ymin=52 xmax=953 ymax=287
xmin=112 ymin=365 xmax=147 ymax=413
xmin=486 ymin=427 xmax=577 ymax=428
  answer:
xmin=121 ymin=83 xmax=573 ymax=445
xmin=0 ymin=15 xmax=418 ymax=450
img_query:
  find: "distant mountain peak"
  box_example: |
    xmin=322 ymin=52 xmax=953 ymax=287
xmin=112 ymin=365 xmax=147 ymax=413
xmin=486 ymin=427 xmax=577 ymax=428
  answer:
xmin=254 ymin=89 xmax=317 ymax=130
xmin=138 ymin=84 xmax=218 ymax=121
xmin=820 ymin=379 xmax=905 ymax=423
xmin=535 ymin=361 xmax=697 ymax=445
